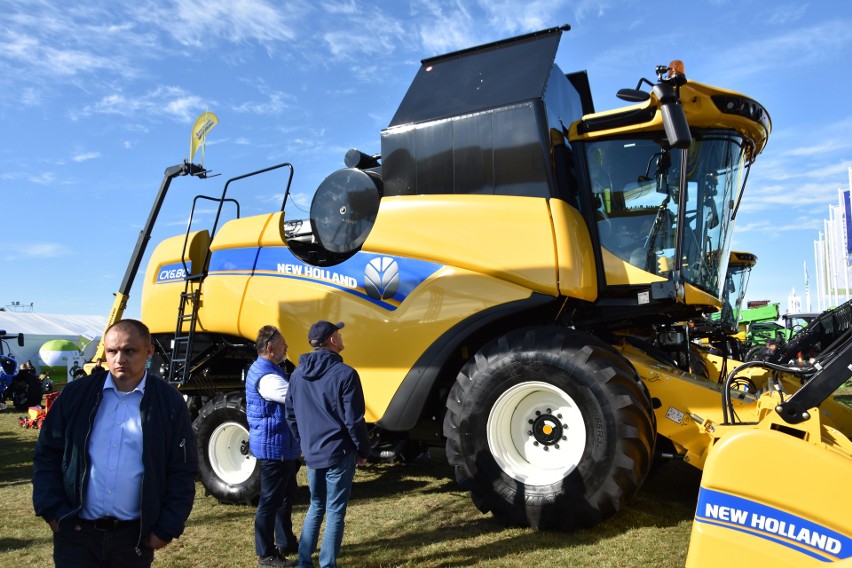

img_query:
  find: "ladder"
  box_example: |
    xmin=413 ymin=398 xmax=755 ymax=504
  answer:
xmin=164 ymin=162 xmax=296 ymax=385
xmin=167 ymin=279 xmax=202 ymax=385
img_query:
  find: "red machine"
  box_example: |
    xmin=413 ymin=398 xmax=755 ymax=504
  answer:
xmin=19 ymin=391 xmax=60 ymax=430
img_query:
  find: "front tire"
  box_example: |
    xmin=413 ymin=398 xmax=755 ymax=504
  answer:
xmin=443 ymin=327 xmax=655 ymax=531
xmin=193 ymin=393 xmax=260 ymax=504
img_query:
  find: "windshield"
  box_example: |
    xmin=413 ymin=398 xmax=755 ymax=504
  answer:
xmin=587 ymin=131 xmax=750 ymax=297
xmin=784 ymin=314 xmax=818 ymax=331
xmin=716 ymin=262 xmax=752 ymax=328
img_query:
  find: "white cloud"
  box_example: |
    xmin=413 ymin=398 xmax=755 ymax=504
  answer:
xmin=0 ymin=7 xmax=150 ymax=84
xmin=232 ymin=79 xmax=297 ymax=115
xmin=76 ymin=86 xmax=210 ymax=123
xmin=11 ymin=243 xmax=72 ymax=259
xmin=414 ymin=1 xmax=476 ymax=54
xmin=704 ymin=20 xmax=852 ymax=82
xmin=480 ymin=0 xmax=574 ymax=34
xmin=319 ymin=5 xmax=407 ymax=60
xmin=72 ymin=151 xmax=101 ymax=162
xmin=320 ymin=0 xmax=358 ymax=15
xmin=27 ymin=172 xmax=58 ymax=186
xmin=137 ymin=0 xmax=304 ymax=48
xmin=766 ymin=3 xmax=809 ymax=26
xmin=735 ymin=216 xmax=822 ymax=233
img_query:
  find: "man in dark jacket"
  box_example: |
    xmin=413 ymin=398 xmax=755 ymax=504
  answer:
xmin=33 ymin=319 xmax=198 ymax=568
xmin=246 ymin=325 xmax=300 ymax=567
xmin=285 ymin=320 xmax=370 ymax=568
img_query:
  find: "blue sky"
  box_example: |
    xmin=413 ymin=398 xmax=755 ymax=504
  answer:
xmin=2 ymin=0 xmax=851 ymax=318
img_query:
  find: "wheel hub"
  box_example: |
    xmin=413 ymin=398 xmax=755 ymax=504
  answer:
xmin=530 ymin=410 xmax=565 ymax=448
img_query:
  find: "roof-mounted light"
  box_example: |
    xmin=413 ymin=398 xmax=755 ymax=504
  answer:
xmin=712 ymin=95 xmax=771 ymax=133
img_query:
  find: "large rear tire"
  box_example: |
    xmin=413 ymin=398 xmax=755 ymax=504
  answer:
xmin=193 ymin=393 xmax=260 ymax=504
xmin=443 ymin=327 xmax=655 ymax=531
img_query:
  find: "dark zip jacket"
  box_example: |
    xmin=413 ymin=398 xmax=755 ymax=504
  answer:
xmin=32 ymin=372 xmax=198 ymax=546
xmin=285 ymin=349 xmax=371 ymax=469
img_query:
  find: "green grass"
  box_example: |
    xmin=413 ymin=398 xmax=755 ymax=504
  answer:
xmin=0 ymin=406 xmax=700 ymax=567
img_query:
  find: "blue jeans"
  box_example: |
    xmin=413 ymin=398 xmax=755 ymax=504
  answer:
xmin=255 ymin=458 xmax=299 ymax=557
xmin=298 ymin=453 xmax=356 ymax=568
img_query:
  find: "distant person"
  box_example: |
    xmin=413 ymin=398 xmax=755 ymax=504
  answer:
xmin=92 ymin=358 xmax=106 ymax=373
xmin=754 ymin=339 xmax=778 ymax=361
xmin=247 ymin=325 xmax=301 ymax=568
xmin=33 ymin=319 xmax=198 ymax=568
xmin=286 ymin=320 xmax=370 ymax=568
xmin=68 ymin=360 xmax=82 ymax=382
xmin=19 ymin=360 xmax=35 ymax=375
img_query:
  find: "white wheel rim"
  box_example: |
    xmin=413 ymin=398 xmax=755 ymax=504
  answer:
xmin=208 ymin=421 xmax=256 ymax=485
xmin=487 ymin=380 xmax=586 ymax=485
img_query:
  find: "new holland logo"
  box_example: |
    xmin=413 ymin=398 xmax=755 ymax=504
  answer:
xmin=364 ymin=257 xmax=399 ymax=300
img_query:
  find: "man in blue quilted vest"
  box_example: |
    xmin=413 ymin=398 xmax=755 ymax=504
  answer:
xmin=246 ymin=325 xmax=301 ymax=567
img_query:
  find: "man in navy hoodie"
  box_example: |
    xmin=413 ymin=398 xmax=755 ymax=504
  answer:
xmin=285 ymin=320 xmax=370 ymax=568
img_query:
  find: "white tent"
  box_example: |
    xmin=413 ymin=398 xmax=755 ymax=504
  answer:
xmin=0 ymin=312 xmax=108 ymax=374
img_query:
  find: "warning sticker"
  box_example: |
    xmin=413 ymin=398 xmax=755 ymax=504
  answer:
xmin=666 ymin=407 xmax=685 ymax=424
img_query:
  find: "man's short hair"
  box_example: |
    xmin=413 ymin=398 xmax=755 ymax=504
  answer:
xmin=255 ymin=325 xmax=281 ymax=355
xmin=106 ymin=319 xmax=151 ymax=344
xmin=308 ymin=321 xmax=344 ymax=348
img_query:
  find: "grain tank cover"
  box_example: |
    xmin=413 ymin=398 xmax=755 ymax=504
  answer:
xmin=389 ymin=26 xmax=565 ymax=127
xmin=382 ymin=26 xmax=581 ymax=199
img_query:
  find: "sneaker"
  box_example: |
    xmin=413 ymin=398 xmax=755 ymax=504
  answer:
xmin=278 ymin=541 xmax=299 ymax=555
xmin=258 ymin=555 xmax=296 ymax=567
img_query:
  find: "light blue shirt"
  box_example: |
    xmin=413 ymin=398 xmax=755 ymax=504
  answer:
xmin=80 ymin=372 xmax=146 ymax=521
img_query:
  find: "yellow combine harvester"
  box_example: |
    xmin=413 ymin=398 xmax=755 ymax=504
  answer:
xmin=88 ymin=25 xmax=850 ymax=564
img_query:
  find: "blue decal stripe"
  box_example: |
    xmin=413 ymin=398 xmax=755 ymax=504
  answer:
xmin=205 ymin=266 xmax=402 ymax=311
xmin=694 ymin=516 xmax=835 ymax=562
xmin=205 ymin=246 xmax=443 ymax=313
xmin=249 ymin=270 xmax=400 ymax=311
xmin=695 ymin=488 xmax=850 ymax=562
xmin=207 ymin=270 xmax=254 ymax=276
xmin=252 ymin=268 xmax=395 ymax=300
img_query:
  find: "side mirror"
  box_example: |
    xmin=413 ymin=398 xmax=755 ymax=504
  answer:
xmin=616 ymin=88 xmax=651 ymax=103
xmin=653 ymin=82 xmax=692 ymax=149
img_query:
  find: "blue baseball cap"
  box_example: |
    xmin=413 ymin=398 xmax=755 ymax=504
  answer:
xmin=308 ymin=320 xmax=344 ymax=347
